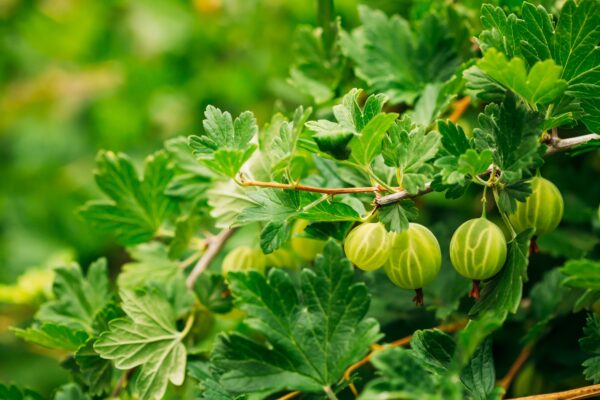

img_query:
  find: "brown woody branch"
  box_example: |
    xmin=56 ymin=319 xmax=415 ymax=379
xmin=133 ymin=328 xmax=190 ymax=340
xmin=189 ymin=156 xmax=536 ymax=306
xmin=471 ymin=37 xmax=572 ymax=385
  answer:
xmin=186 ymin=228 xmax=235 ymax=289
xmin=499 ymin=344 xmax=533 ymax=394
xmin=507 ymin=384 xmax=600 ymax=400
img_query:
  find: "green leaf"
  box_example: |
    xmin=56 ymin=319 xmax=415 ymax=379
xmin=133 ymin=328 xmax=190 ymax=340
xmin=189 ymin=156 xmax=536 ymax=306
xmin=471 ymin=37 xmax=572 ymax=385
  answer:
xmin=188 ymin=362 xmax=245 ymax=400
xmin=470 ymin=231 xmax=532 ymax=317
xmin=212 ymin=240 xmax=381 ymax=394
xmin=473 ymin=94 xmax=543 ymax=182
xmin=457 ymin=149 xmax=492 ymax=177
xmin=478 ymin=49 xmax=567 ymax=106
xmin=410 ymin=329 xmax=455 ymax=375
xmin=497 ymin=180 xmax=532 ymax=214
xmin=342 ymin=7 xmax=460 ymax=105
xmin=189 ymin=106 xmax=258 ymax=178
xmin=580 ymin=314 xmax=600 ymax=383
xmin=74 ymin=339 xmax=114 ymax=396
xmin=119 ymin=243 xmax=182 ymax=290
xmin=259 ymin=221 xmax=290 ymax=254
xmin=479 ymin=4 xmax=519 ymax=58
xmin=94 ymin=289 xmax=189 ymax=400
xmin=460 ymin=339 xmax=499 ymax=400
xmin=378 ymin=200 xmax=419 ymax=233
xmin=237 ymin=189 xmax=361 ymax=225
xmin=554 ymin=0 xmax=600 ymax=97
xmin=302 ymin=221 xmax=353 ymax=241
xmin=562 ymin=259 xmax=600 ymax=290
xmin=455 ymin=311 xmax=506 ymax=368
xmin=306 ymin=89 xmax=397 ymax=164
xmin=80 ymin=151 xmax=176 ymax=245
xmin=194 ymin=273 xmax=233 ymax=314
xmin=53 ymin=383 xmax=91 ymax=400
xmin=349 ymin=112 xmax=398 ymax=166
xmin=12 ymin=323 xmax=88 ymax=351
xmin=438 ymin=120 xmax=471 ymax=157
xmin=382 ymin=118 xmax=440 ymax=194
xmin=538 ymin=229 xmax=600 ymax=259
xmin=36 ymin=259 xmax=111 ymax=333
xmin=359 ymin=347 xmax=450 ymax=400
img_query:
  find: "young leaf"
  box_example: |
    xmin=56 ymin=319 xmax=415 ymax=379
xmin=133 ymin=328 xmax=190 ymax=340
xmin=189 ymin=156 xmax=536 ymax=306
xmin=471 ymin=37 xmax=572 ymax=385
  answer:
xmin=36 ymin=259 xmax=111 ymax=333
xmin=457 ymin=149 xmax=492 ymax=177
xmin=211 ymin=240 xmax=382 ymax=394
xmin=378 ymin=200 xmax=419 ymax=232
xmin=478 ymin=49 xmax=567 ymax=106
xmin=80 ymin=151 xmax=176 ymax=245
xmin=259 ymin=221 xmax=290 ymax=254
xmin=94 ymin=289 xmax=189 ymax=400
xmin=580 ymin=314 xmax=600 ymax=383
xmin=305 ymin=89 xmax=397 ymax=164
xmin=189 ymin=106 xmax=258 ymax=178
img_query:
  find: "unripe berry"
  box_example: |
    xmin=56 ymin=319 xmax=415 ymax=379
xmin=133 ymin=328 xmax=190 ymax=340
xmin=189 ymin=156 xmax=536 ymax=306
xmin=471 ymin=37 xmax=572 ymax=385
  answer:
xmin=508 ymin=176 xmax=563 ymax=235
xmin=384 ymin=223 xmax=442 ymax=290
xmin=291 ymin=219 xmax=326 ymax=261
xmin=450 ymin=218 xmax=507 ymax=282
xmin=265 ymin=249 xmax=297 ymax=269
xmin=344 ymin=222 xmax=391 ymax=271
xmin=222 ymin=246 xmax=266 ymax=276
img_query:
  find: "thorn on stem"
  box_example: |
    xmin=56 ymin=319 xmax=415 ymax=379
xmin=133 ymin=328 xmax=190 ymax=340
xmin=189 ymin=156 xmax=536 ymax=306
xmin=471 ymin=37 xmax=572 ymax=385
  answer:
xmin=413 ymin=288 xmax=424 ymax=306
xmin=470 ymin=280 xmax=481 ymax=300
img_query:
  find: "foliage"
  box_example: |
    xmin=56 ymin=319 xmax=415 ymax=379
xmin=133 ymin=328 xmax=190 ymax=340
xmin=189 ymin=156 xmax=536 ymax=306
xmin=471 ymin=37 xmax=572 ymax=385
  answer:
xmin=2 ymin=0 xmax=600 ymax=399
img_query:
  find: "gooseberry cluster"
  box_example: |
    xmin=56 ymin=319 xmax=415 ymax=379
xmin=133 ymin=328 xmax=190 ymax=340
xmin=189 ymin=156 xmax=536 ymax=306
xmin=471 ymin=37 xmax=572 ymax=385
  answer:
xmin=220 ymin=176 xmax=564 ymax=305
xmin=342 ymin=176 xmax=564 ymax=304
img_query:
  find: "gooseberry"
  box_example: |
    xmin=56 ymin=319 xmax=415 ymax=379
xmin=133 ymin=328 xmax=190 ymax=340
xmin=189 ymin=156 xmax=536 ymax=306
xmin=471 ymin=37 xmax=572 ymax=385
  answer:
xmin=343 ymin=222 xmax=391 ymax=271
xmin=291 ymin=219 xmax=326 ymax=261
xmin=221 ymin=246 xmax=266 ymax=276
xmin=508 ymin=176 xmax=563 ymax=236
xmin=449 ymin=217 xmax=507 ymax=299
xmin=384 ymin=223 xmax=441 ymax=305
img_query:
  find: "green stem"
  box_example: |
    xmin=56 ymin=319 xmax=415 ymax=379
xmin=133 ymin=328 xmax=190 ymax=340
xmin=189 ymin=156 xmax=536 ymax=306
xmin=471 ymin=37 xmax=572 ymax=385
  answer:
xmin=493 ymin=187 xmax=516 ymax=239
xmin=301 ymin=194 xmax=330 ymax=213
xmin=323 ymin=386 xmax=339 ymax=400
xmin=317 ymin=0 xmax=335 ymax=56
xmin=395 ymin=167 xmax=404 ymax=189
xmin=481 ymin=185 xmax=488 ymax=219
xmin=367 ymin=167 xmax=395 ymax=192
xmin=181 ymin=314 xmax=196 ymax=338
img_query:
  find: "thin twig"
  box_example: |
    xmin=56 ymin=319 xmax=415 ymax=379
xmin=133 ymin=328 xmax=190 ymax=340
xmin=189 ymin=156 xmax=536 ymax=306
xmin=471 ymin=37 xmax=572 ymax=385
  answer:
xmin=506 ymin=384 xmax=600 ymax=400
xmin=343 ymin=319 xmax=467 ymax=397
xmin=186 ymin=228 xmax=235 ymax=289
xmin=499 ymin=345 xmax=533 ymax=393
xmin=112 ymin=369 xmax=133 ymax=398
xmin=276 ymin=391 xmax=300 ymax=400
xmin=449 ymin=96 xmax=471 ymax=122
xmin=240 ymin=177 xmax=391 ymax=195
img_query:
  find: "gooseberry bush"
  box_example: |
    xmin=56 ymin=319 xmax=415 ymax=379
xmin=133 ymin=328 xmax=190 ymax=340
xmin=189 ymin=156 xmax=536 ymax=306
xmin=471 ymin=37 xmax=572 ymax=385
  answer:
xmin=4 ymin=1 xmax=600 ymax=399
